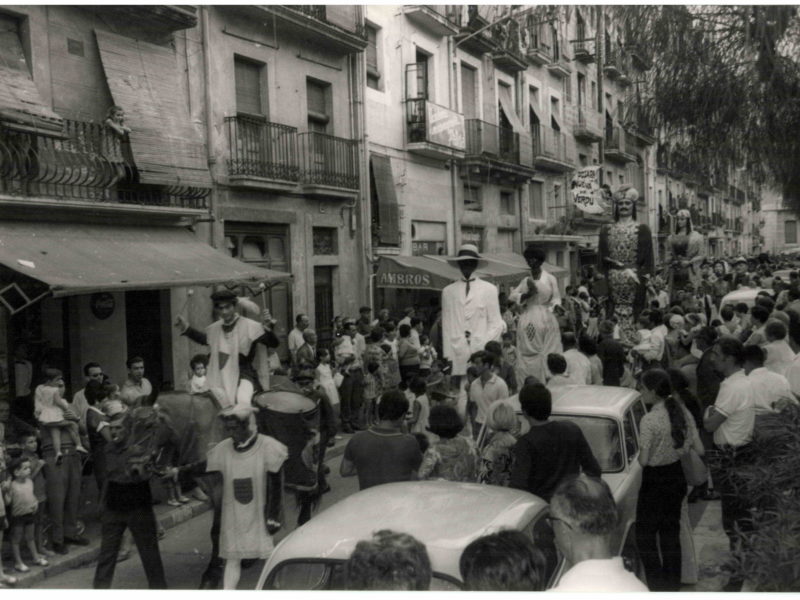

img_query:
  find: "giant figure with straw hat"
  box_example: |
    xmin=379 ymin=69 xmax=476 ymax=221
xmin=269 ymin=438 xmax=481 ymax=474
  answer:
xmin=441 ymin=244 xmax=505 ymax=377
xmin=176 ymin=289 xmax=279 ymax=407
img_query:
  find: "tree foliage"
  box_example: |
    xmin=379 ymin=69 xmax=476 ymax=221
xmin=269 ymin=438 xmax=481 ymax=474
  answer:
xmin=618 ymin=6 xmax=800 ymax=203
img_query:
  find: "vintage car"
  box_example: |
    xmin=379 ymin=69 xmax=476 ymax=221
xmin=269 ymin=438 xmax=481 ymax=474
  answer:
xmin=256 ymin=481 xmax=558 ymax=590
xmin=718 ymin=287 xmax=764 ymax=312
xmin=477 ymin=384 xmax=647 ymax=567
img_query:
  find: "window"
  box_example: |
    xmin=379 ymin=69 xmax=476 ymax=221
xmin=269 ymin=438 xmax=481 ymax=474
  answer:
xmin=590 ymin=80 xmax=598 ymax=110
xmin=464 ymin=184 xmax=482 ymax=211
xmin=527 ymin=517 xmax=561 ymax=589
xmin=234 ymin=56 xmax=265 ymax=116
xmin=366 ymin=25 xmax=380 ymax=90
xmin=632 ymin=399 xmax=647 ymax=430
xmin=313 ymin=227 xmax=337 ymax=255
xmin=461 ymin=226 xmax=484 ymax=251
xmin=529 ymin=181 xmax=545 ymax=220
xmin=786 ymin=220 xmax=797 ymax=244
xmin=306 ymin=78 xmax=331 ymax=133
xmin=623 ymin=410 xmax=638 ymax=464
xmin=500 ymin=190 xmax=515 ymax=215
xmin=577 ymin=73 xmax=586 ymax=107
xmin=411 ymin=221 xmax=447 ymax=256
xmin=617 ymin=99 xmax=625 ymax=122
xmin=529 ymin=85 xmax=540 ymax=110
xmin=563 ymin=75 xmax=572 ymax=104
xmin=550 ymin=96 xmax=560 ymax=122
xmin=579 ymin=153 xmax=588 ymax=167
xmin=415 ymin=48 xmax=430 ymax=100
xmin=461 ymin=63 xmax=478 ymax=120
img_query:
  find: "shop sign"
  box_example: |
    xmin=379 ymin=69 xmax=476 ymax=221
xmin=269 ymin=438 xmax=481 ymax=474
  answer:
xmin=426 ymin=103 xmax=466 ymax=150
xmin=572 ymin=166 xmax=607 ymax=215
xmin=377 ymin=271 xmax=432 ymax=288
xmin=90 ymin=292 xmax=115 ymax=320
xmin=412 ymin=241 xmax=445 ymax=256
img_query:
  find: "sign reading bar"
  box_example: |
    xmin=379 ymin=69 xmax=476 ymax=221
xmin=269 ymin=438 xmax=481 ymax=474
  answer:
xmin=571 ymin=166 xmax=607 ymax=215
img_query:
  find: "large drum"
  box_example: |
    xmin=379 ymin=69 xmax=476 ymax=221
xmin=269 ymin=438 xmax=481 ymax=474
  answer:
xmin=254 ymin=376 xmax=320 ymax=493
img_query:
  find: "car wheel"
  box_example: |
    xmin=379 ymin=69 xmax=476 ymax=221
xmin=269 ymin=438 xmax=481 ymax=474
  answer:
xmin=621 ymin=525 xmax=646 ymax=584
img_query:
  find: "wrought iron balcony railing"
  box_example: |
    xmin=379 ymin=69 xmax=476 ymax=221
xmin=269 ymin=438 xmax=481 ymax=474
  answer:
xmin=533 ymin=125 xmax=570 ymax=163
xmin=298 ymin=131 xmax=359 ymax=190
xmin=0 ymin=118 xmax=208 ymax=209
xmin=465 ymin=119 xmax=519 ymax=165
xmin=226 ymin=115 xmax=300 ymax=182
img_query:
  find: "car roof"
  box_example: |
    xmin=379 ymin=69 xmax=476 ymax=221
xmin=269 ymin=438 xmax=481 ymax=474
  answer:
xmin=549 ymin=384 xmax=640 ymax=417
xmin=264 ymin=481 xmax=547 ymax=580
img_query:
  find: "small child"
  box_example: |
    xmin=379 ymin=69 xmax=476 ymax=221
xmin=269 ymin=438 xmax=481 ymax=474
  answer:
xmin=418 ymin=335 xmax=437 ymax=378
xmin=20 ymin=434 xmax=51 ymax=558
xmin=545 ymin=353 xmax=572 ymax=388
xmin=362 ymin=361 xmax=381 ymax=427
xmin=0 ymin=448 xmax=18 ymax=586
xmin=405 ymin=377 xmax=430 ymax=437
xmin=315 ymin=349 xmax=341 ymax=430
xmin=34 ymin=369 xmax=87 ymax=463
xmin=501 ymin=332 xmax=519 ymax=369
xmin=631 ymin=328 xmax=653 ymax=379
xmin=4 ymin=456 xmax=48 ymax=573
xmin=189 ymin=354 xmax=209 ymax=394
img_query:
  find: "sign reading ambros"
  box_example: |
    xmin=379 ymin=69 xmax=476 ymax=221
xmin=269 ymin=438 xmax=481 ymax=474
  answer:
xmin=377 ymin=271 xmax=433 ymax=288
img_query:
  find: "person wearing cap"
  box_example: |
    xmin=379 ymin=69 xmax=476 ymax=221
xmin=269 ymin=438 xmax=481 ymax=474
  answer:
xmin=93 ymin=411 xmax=167 ymax=588
xmin=731 ymin=257 xmax=751 ymax=290
xmin=175 ymin=289 xmax=279 ymax=408
xmin=509 ymin=245 xmax=563 ymax=384
xmin=168 ymin=404 xmax=287 ymax=589
xmin=441 ymin=244 xmax=505 ymax=378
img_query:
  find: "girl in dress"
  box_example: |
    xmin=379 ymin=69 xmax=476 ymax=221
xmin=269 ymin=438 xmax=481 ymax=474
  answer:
xmin=34 ymin=369 xmax=87 ymax=464
xmin=315 ymin=349 xmax=340 ymax=426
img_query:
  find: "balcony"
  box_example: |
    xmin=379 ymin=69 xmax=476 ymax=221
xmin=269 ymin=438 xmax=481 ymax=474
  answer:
xmin=98 ymin=6 xmax=198 ymax=33
xmin=626 ymin=42 xmax=652 ymax=71
xmin=603 ymin=48 xmax=620 ymax=79
xmin=226 ymin=115 xmax=299 ymax=192
xmin=525 ymin=26 xmax=552 ymax=65
xmin=571 ymin=39 xmax=596 ymax=64
xmin=488 ymin=20 xmax=527 ymax=73
xmin=461 ymin=119 xmax=535 ymax=183
xmin=455 ymin=6 xmax=497 ymax=55
xmin=264 ymin=5 xmax=367 ymax=54
xmin=0 ymin=119 xmax=209 ymax=216
xmin=298 ymin=132 xmax=359 ymax=198
xmin=624 ymin=106 xmax=656 ymax=146
xmin=406 ymin=99 xmax=465 ymax=160
xmin=532 ymin=125 xmax=574 ymax=173
xmin=546 ymin=52 xmax=572 ymax=79
xmin=573 ymin=107 xmax=603 ymax=143
xmin=402 ymin=5 xmax=461 ymax=36
xmin=604 ymin=126 xmax=637 ymax=163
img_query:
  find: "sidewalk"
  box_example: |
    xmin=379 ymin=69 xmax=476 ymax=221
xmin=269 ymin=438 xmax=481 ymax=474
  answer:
xmin=5 ymin=432 xmax=354 ymax=589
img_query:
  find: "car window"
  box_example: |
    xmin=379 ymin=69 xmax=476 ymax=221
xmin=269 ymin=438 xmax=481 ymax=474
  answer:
xmin=266 ymin=561 xmax=341 ymax=590
xmin=526 ymin=514 xmax=562 ymax=589
xmin=623 ymin=409 xmax=638 ymax=464
xmin=551 ymin=415 xmax=623 ymax=472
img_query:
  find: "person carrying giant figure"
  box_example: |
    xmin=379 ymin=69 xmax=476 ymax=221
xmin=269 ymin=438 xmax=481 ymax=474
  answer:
xmin=598 ymin=185 xmax=655 ymax=348
xmin=666 ymin=208 xmax=706 ymax=300
xmin=176 ymin=289 xmax=278 ymax=407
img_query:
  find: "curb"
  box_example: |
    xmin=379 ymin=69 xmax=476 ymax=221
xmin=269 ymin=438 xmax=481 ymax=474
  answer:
xmin=10 ymin=499 xmax=212 ymax=589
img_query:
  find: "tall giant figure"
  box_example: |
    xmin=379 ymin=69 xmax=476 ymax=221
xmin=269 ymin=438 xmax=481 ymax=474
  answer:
xmin=598 ymin=185 xmax=654 ymax=348
xmin=666 ymin=208 xmax=706 ymax=300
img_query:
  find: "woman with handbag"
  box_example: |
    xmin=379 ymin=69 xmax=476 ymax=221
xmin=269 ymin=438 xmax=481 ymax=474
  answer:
xmin=636 ymin=368 xmax=704 ymax=591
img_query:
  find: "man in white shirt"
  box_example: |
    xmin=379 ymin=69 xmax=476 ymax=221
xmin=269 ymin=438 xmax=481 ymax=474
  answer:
xmin=704 ymin=336 xmax=756 ymax=591
xmin=549 ymin=474 xmax=648 ymax=592
xmin=467 ymin=352 xmax=509 ymax=438
xmin=762 ymin=320 xmax=795 ymax=376
xmin=743 ymin=345 xmax=796 ymax=415
xmin=119 ymin=356 xmax=153 ymax=408
xmin=561 ymin=332 xmax=592 ymax=385
xmin=71 ymin=362 xmax=104 ymax=430
xmin=398 ymin=307 xmax=415 ymax=328
xmin=288 ymin=314 xmax=310 ymax=367
xmin=743 ymin=305 xmax=770 ymax=347
xmin=441 ymin=244 xmax=505 ymax=377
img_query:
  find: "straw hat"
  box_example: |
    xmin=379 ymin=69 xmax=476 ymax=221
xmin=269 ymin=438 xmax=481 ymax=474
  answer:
xmin=445 ymin=243 xmax=488 ymax=268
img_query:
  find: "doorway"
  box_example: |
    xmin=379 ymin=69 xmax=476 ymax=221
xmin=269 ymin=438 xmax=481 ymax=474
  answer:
xmin=125 ymin=290 xmax=163 ymax=393
xmin=314 ymin=266 xmax=334 ymax=348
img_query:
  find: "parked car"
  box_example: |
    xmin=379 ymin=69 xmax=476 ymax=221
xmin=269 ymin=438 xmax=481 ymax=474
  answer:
xmin=256 ymin=481 xmax=558 ymax=590
xmin=477 ymin=384 xmax=647 ymax=567
xmin=719 ymin=287 xmax=763 ymax=313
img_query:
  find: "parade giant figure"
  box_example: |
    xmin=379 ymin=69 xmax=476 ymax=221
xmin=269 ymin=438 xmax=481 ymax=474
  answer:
xmin=598 ymin=185 xmax=654 ymax=348
xmin=666 ymin=208 xmax=706 ymax=300
xmin=441 ymin=244 xmax=505 ymax=376
xmin=176 ymin=289 xmax=278 ymax=406
xmin=509 ymin=245 xmax=563 ymax=383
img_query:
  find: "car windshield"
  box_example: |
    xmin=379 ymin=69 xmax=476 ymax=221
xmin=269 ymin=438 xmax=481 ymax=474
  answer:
xmin=265 ymin=560 xmax=461 ymax=590
xmin=551 ymin=414 xmax=623 ymax=472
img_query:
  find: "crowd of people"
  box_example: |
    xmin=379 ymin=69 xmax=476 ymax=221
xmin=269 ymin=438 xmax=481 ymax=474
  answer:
xmin=1 ymin=228 xmax=799 ymax=589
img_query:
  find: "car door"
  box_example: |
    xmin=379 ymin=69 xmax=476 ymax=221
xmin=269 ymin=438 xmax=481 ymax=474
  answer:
xmin=616 ymin=403 xmax=644 ymax=553
xmin=523 ymin=510 xmax=565 ymax=589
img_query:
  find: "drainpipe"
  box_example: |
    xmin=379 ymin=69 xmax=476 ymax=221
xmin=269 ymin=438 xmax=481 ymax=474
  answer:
xmin=200 ymin=6 xmax=216 ymax=248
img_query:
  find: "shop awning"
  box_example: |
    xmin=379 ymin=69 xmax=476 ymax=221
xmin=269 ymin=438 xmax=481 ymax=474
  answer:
xmin=497 ymin=84 xmax=526 ymax=134
xmin=370 ymin=154 xmax=400 ymax=246
xmin=95 ymin=30 xmax=212 ymax=190
xmin=0 ymin=222 xmax=291 ymax=306
xmin=376 ymin=253 xmax=566 ymax=291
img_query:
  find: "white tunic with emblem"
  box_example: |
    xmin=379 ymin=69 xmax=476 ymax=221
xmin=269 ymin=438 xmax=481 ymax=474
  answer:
xmin=207 ymin=434 xmax=288 ymax=559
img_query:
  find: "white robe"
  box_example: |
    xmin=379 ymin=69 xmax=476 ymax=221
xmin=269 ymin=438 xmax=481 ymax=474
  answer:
xmin=441 ymin=277 xmax=504 ymax=376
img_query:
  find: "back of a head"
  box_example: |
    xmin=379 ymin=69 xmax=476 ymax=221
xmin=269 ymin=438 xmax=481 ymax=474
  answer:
xmin=459 ymin=530 xmax=546 ymax=591
xmin=487 ymin=401 xmax=517 ymax=432
xmin=734 ymin=302 xmax=749 ymax=315
xmin=427 ymin=404 xmax=463 ymax=439
xmin=715 ymin=336 xmax=745 ymax=365
xmin=398 ymin=324 xmax=412 ymax=338
xmin=550 ymin=474 xmax=618 ymax=538
xmin=765 ymin=319 xmax=787 ymax=341
xmin=547 ymin=353 xmax=567 ymax=376
xmin=695 ymin=325 xmax=718 ymax=347
xmin=84 ymin=379 xmax=108 ymax=406
xmin=523 ymin=245 xmax=546 ymax=263
xmin=742 ymin=344 xmax=765 ymax=367
xmin=377 ymin=390 xmax=409 ymax=422
xmin=578 ymin=333 xmax=597 ymax=356
xmin=561 ymin=331 xmax=576 ymax=350
xmin=755 ymin=295 xmax=776 ymax=313
xmin=345 ymin=530 xmax=431 ymax=591
xmin=751 ymin=304 xmax=770 ymax=325
xmin=518 ymin=382 xmax=552 ymax=421
xmin=599 ymin=320 xmax=615 ymax=337
xmin=720 ymin=305 xmax=734 ymax=322
xmin=484 ymin=340 xmax=502 ymax=357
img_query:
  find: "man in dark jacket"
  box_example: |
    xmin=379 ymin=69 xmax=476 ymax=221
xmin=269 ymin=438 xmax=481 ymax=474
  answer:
xmin=509 ymin=383 xmax=601 ymax=502
xmin=597 ymin=320 xmax=626 ymax=386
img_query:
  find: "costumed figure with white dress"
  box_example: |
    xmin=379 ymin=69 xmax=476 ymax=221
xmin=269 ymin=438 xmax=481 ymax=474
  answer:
xmin=666 ymin=209 xmax=706 ymax=301
xmin=176 ymin=289 xmax=279 ymax=407
xmin=441 ymin=244 xmax=505 ymax=377
xmin=598 ymin=185 xmax=655 ymax=348
xmin=509 ymin=245 xmax=563 ymax=384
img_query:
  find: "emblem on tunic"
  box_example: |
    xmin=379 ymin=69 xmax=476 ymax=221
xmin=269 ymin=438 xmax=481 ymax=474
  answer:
xmin=233 ymin=477 xmax=253 ymax=504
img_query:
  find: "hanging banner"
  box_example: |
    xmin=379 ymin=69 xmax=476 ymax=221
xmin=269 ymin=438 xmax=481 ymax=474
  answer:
xmin=571 ymin=166 xmax=607 ymax=215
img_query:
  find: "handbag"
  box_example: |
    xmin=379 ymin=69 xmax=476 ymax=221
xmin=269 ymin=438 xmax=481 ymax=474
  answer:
xmin=681 ymin=447 xmax=708 ymax=487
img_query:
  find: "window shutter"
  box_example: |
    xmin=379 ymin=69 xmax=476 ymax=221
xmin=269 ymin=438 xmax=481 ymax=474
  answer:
xmin=461 ymin=64 xmax=477 ymax=120
xmin=235 ymin=58 xmax=263 ymax=116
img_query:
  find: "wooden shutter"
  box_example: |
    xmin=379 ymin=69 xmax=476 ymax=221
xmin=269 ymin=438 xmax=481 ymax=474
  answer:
xmin=370 ymin=154 xmax=400 ymax=246
xmin=366 ymin=26 xmax=378 ymax=71
xmin=461 ymin=64 xmax=477 ymax=120
xmin=235 ymin=58 xmax=263 ymax=116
